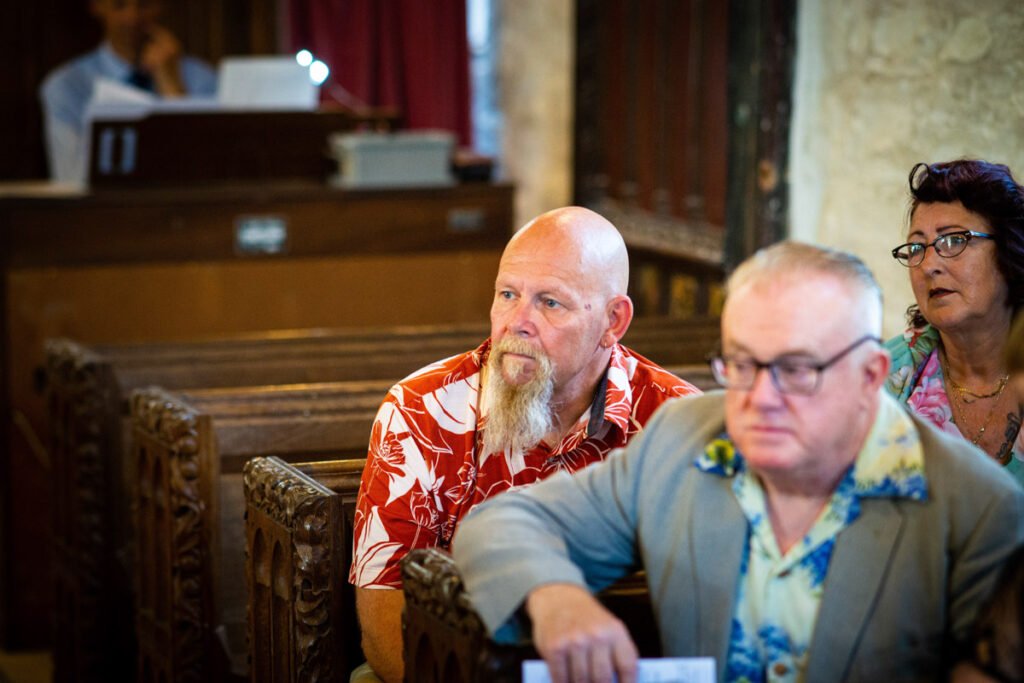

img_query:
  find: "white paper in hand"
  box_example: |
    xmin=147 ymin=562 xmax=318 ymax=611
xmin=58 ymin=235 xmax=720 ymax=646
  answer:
xmin=522 ymin=657 xmax=715 ymax=683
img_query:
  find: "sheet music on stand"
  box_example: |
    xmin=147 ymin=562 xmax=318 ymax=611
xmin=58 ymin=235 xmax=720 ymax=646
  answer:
xmin=86 ymin=77 xmax=221 ymax=120
xmin=87 ymin=54 xmax=317 ymax=116
xmin=522 ymin=658 xmax=716 ymax=683
xmin=85 ymin=79 xmax=220 ymax=178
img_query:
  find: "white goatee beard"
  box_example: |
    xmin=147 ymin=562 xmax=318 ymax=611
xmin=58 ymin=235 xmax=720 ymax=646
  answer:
xmin=480 ymin=337 xmax=555 ymax=461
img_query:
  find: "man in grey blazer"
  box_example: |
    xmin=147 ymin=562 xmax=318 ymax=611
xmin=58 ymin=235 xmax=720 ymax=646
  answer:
xmin=452 ymin=242 xmax=1024 ymax=683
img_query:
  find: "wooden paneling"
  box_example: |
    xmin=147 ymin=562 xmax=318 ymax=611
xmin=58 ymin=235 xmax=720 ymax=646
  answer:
xmin=574 ymin=0 xmax=733 ymax=317
xmin=0 ymin=182 xmax=512 ymax=647
xmin=574 ymin=0 xmax=796 ymax=307
xmin=574 ymin=0 xmax=729 ymax=239
xmin=723 ymin=0 xmax=797 ymax=269
xmin=4 ymin=183 xmax=512 ymax=268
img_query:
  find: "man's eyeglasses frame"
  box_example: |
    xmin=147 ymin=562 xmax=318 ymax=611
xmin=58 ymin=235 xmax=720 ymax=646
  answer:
xmin=709 ymin=334 xmax=882 ymax=396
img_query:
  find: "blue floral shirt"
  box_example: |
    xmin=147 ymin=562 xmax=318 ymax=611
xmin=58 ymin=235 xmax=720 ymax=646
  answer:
xmin=695 ymin=393 xmax=928 ymax=683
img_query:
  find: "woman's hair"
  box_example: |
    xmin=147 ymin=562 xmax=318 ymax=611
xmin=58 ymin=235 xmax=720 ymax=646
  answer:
xmin=1008 ymin=313 xmax=1024 ymax=375
xmin=964 ymin=545 xmax=1024 ymax=682
xmin=904 ymin=159 xmax=1024 ymax=329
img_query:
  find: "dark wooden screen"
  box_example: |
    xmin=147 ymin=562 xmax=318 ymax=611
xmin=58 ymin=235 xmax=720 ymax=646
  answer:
xmin=724 ymin=0 xmax=797 ymax=269
xmin=574 ymin=0 xmax=797 ymax=313
xmin=574 ymin=0 xmax=730 ymax=317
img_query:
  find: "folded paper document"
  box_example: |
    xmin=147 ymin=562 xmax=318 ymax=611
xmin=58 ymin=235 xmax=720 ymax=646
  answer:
xmin=522 ymin=657 xmax=715 ymax=683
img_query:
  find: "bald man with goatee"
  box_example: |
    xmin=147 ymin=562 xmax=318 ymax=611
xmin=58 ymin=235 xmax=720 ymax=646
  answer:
xmin=348 ymin=207 xmax=701 ymax=682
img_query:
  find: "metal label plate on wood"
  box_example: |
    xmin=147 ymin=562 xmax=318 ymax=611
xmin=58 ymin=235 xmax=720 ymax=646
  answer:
xmin=235 ymin=216 xmax=289 ymax=255
xmin=446 ymin=208 xmax=486 ymax=233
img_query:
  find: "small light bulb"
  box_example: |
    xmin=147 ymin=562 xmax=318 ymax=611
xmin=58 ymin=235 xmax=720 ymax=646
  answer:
xmin=309 ymin=60 xmax=330 ymax=86
xmin=295 ymin=49 xmax=313 ymax=67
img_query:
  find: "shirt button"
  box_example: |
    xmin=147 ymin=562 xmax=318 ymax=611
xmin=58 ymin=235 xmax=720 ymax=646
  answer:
xmin=772 ymin=662 xmax=789 ymax=676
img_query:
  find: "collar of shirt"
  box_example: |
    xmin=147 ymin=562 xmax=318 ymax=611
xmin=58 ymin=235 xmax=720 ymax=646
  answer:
xmin=885 ymin=323 xmax=940 ymax=402
xmin=695 ymin=391 xmax=929 ymax=503
xmin=97 ymin=42 xmax=135 ymax=83
xmin=718 ymin=393 xmax=927 ymax=682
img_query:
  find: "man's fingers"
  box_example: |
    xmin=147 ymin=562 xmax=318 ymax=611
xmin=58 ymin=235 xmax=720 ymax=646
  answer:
xmin=544 ymin=651 xmax=570 ymax=683
xmin=528 ymin=585 xmax=639 ymax=683
xmin=588 ymin=641 xmax=617 ymax=683
xmin=567 ymin=640 xmax=591 ymax=683
xmin=611 ymin=631 xmax=639 ymax=683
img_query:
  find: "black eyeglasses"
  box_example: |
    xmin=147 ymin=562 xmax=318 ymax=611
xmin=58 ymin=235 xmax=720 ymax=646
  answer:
xmin=891 ymin=230 xmax=994 ymax=267
xmin=709 ymin=335 xmax=882 ymax=396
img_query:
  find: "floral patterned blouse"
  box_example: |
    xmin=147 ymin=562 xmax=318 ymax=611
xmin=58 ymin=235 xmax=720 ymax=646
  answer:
xmin=885 ymin=325 xmax=1024 ymax=487
xmin=350 ymin=340 xmax=700 ymax=588
xmin=696 ymin=393 xmax=928 ymax=683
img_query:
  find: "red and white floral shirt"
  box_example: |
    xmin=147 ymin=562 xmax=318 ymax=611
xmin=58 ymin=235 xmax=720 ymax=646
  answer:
xmin=350 ymin=339 xmax=700 ymax=588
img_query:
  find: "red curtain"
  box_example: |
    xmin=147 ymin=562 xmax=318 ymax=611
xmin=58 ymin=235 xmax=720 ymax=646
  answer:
xmin=287 ymin=0 xmax=472 ymax=146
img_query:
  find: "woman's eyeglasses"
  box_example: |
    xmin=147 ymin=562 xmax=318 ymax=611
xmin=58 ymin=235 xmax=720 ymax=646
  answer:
xmin=891 ymin=230 xmax=994 ymax=267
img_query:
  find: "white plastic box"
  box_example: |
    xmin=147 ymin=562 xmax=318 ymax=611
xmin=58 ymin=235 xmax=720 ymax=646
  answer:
xmin=329 ymin=131 xmax=456 ymax=189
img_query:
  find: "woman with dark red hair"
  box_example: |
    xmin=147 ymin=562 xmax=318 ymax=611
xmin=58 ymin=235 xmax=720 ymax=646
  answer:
xmin=885 ymin=159 xmax=1024 ymax=485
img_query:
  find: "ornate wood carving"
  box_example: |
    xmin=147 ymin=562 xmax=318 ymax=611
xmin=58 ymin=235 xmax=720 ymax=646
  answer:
xmin=595 ymin=197 xmax=724 ymax=265
xmin=292 ymin=494 xmax=335 ymax=683
xmin=400 ymin=550 xmax=656 ymax=682
xmin=132 ymin=387 xmax=206 ymax=683
xmin=402 ymin=548 xmax=480 ymax=634
xmin=402 ymin=547 xmax=527 ymax=683
xmin=45 ymin=338 xmax=113 ymax=681
xmin=244 ymin=456 xmax=324 ymax=527
xmin=244 ymin=456 xmax=337 ymax=683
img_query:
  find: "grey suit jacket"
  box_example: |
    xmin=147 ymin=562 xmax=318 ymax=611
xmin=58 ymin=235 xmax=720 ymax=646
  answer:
xmin=453 ymin=392 xmax=1024 ymax=682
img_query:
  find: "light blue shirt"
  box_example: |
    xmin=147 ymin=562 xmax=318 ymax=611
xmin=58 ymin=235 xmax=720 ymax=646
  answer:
xmin=39 ymin=42 xmax=217 ymax=183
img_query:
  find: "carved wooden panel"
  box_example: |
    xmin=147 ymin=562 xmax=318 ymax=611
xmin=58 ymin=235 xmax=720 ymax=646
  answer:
xmin=575 ymin=0 xmax=797 ymax=310
xmin=40 ymin=314 xmax=719 ymax=681
xmin=45 ymin=339 xmax=133 ymax=682
xmin=244 ymin=456 xmax=364 ymax=683
xmin=574 ymin=0 xmax=730 ymax=318
xmin=133 ymin=380 xmax=382 ymax=682
xmin=132 ymin=388 xmax=212 ymax=683
xmin=39 ymin=325 xmax=486 ymax=679
xmin=402 ymin=547 xmax=529 ymax=683
xmin=402 ymin=548 xmax=660 ymax=683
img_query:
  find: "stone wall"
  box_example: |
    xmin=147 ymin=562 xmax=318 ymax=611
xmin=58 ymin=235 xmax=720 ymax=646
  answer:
xmin=497 ymin=0 xmax=575 ymax=229
xmin=790 ymin=0 xmax=1024 ymax=336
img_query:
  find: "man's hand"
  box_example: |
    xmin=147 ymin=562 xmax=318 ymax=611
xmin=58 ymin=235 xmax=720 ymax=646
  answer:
xmin=140 ymin=25 xmax=185 ymax=96
xmin=526 ymin=583 xmax=638 ymax=683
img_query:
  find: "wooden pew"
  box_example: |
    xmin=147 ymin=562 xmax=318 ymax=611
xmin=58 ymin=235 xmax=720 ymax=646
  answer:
xmin=131 ymin=383 xmax=385 ymax=683
xmin=239 ymin=364 xmax=717 ymax=683
xmin=46 ymin=317 xmax=720 ymax=682
xmin=45 ymin=326 xmax=487 ymax=683
xmin=244 ymin=456 xmax=366 ymax=683
xmin=401 ymin=548 xmax=661 ymax=683
xmin=402 ymin=546 xmax=530 ymax=682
